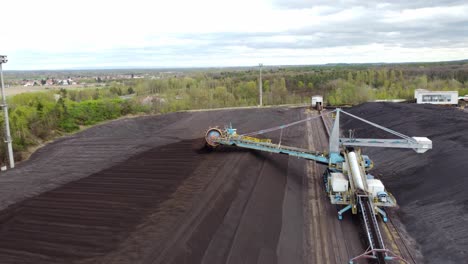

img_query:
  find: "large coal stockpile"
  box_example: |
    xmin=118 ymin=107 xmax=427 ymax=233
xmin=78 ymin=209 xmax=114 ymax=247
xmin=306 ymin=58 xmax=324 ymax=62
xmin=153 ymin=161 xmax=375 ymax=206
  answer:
xmin=0 ymin=107 xmax=310 ymax=264
xmin=342 ymin=102 xmax=468 ymax=264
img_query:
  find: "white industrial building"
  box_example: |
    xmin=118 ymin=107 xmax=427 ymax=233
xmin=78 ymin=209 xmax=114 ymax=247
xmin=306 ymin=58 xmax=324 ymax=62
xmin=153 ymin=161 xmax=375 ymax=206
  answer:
xmin=311 ymin=95 xmax=323 ymax=106
xmin=414 ymin=89 xmax=459 ymax=105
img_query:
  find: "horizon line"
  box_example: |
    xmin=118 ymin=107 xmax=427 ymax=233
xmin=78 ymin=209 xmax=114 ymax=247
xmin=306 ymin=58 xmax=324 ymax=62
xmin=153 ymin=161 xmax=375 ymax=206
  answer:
xmin=3 ymin=58 xmax=467 ymax=72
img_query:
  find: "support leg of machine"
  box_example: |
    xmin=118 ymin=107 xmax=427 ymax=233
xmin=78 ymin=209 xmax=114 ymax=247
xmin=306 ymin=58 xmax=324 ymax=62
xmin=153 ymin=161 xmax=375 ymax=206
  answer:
xmin=376 ymin=207 xmax=388 ymax=223
xmin=338 ymin=204 xmax=352 ymax=220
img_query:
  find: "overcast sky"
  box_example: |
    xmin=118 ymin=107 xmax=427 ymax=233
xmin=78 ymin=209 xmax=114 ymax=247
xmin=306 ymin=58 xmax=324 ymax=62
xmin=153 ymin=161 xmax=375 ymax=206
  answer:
xmin=1 ymin=0 xmax=468 ymax=70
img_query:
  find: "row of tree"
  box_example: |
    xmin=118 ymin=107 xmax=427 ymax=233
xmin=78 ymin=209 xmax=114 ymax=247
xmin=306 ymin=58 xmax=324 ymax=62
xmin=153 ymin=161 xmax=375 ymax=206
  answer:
xmin=1 ymin=62 xmax=467 ymax=164
xmin=128 ymin=66 xmax=468 ymax=108
xmin=0 ymin=89 xmax=150 ymax=163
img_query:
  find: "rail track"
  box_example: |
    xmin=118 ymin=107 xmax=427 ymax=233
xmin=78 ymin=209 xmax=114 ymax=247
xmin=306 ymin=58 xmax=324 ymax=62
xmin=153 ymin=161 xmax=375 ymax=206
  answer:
xmin=305 ymin=110 xmax=365 ymax=264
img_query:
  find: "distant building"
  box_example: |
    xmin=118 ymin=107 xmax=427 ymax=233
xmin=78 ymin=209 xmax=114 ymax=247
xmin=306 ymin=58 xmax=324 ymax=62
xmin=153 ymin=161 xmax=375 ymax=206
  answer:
xmin=23 ymin=81 xmax=34 ymax=87
xmin=311 ymin=95 xmax=323 ymax=107
xmin=414 ymin=89 xmax=458 ymax=105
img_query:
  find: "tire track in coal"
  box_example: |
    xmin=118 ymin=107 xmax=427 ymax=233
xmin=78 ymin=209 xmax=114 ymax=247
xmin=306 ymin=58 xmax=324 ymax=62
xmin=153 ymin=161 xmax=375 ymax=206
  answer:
xmin=147 ymin=150 xmax=257 ymax=264
xmin=0 ymin=140 xmax=202 ymax=264
xmin=223 ymin=160 xmax=267 ymax=264
xmin=223 ymin=153 xmax=288 ymax=264
xmin=201 ymin=155 xmax=266 ymax=264
xmin=276 ymin=113 xmax=307 ymax=264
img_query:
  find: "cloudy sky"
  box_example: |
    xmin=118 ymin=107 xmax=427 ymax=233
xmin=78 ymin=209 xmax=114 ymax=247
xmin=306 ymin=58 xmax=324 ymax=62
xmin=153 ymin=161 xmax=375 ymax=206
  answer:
xmin=2 ymin=0 xmax=468 ymax=70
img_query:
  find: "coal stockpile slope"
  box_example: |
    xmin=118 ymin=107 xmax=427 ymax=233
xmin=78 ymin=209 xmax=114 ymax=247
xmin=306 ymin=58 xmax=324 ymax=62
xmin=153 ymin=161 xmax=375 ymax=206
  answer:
xmin=0 ymin=140 xmax=202 ymax=263
xmin=0 ymin=107 xmax=313 ymax=264
xmin=0 ymin=108 xmax=300 ymax=211
xmin=342 ymin=103 xmax=468 ymax=264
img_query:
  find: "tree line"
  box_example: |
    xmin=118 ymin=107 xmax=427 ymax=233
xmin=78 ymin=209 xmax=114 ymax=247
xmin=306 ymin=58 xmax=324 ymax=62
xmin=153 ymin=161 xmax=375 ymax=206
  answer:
xmin=1 ymin=62 xmax=467 ymax=164
xmin=129 ymin=65 xmax=468 ymax=108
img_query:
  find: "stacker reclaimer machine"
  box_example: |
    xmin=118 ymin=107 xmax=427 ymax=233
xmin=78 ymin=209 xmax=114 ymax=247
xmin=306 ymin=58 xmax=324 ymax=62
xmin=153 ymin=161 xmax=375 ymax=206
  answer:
xmin=204 ymin=108 xmax=431 ymax=264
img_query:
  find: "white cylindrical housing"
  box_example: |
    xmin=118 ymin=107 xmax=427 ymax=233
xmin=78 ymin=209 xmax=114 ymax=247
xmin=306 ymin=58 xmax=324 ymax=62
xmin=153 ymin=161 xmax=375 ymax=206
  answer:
xmin=348 ymin=151 xmax=365 ymax=191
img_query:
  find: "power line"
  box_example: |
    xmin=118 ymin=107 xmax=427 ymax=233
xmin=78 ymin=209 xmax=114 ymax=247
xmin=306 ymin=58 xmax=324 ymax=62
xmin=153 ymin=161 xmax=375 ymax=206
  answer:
xmin=241 ymin=110 xmax=336 ymax=137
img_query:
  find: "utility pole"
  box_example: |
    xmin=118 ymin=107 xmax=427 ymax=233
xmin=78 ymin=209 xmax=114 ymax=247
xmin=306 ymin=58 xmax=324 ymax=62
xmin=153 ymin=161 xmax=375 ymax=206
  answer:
xmin=259 ymin=63 xmax=263 ymax=106
xmin=0 ymin=55 xmax=14 ymax=169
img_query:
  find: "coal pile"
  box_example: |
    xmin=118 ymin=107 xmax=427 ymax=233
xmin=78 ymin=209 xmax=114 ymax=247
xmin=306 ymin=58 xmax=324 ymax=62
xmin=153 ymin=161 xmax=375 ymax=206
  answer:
xmin=342 ymin=102 xmax=468 ymax=264
xmin=0 ymin=107 xmax=313 ymax=264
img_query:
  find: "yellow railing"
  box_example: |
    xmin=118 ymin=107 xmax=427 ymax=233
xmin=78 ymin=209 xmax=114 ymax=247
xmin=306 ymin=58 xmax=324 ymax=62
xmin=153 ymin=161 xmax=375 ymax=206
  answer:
xmin=241 ymin=136 xmax=272 ymax=144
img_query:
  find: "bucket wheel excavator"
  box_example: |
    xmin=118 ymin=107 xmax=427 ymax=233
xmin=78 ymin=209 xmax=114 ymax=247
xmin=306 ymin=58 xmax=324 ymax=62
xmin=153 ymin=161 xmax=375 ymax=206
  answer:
xmin=205 ymin=108 xmax=431 ymax=263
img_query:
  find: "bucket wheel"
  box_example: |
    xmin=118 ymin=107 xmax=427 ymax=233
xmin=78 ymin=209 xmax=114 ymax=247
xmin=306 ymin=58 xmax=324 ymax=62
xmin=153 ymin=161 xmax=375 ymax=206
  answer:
xmin=205 ymin=127 xmax=224 ymax=148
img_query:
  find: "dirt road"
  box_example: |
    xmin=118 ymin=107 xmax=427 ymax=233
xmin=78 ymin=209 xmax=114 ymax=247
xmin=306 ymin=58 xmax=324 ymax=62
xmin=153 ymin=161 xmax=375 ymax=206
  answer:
xmin=303 ymin=111 xmax=365 ymax=264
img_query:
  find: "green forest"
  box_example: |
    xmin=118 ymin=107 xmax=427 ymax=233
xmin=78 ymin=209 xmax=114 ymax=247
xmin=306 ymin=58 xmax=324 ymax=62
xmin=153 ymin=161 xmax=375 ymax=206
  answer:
xmin=1 ymin=61 xmax=468 ymax=164
xmin=128 ymin=61 xmax=468 ymax=108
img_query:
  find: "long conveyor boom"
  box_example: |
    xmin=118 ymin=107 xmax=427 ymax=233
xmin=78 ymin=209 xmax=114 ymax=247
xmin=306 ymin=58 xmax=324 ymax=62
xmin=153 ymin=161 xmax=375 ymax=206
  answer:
xmin=216 ymin=137 xmax=329 ymax=164
xmin=341 ymin=137 xmax=432 ymax=153
xmin=205 ymin=108 xmax=429 ymax=264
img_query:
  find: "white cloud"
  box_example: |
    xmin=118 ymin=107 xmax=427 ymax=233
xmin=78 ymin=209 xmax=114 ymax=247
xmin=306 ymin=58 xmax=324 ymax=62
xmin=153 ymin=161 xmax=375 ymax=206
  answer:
xmin=0 ymin=0 xmax=467 ymax=69
xmin=381 ymin=5 xmax=468 ymax=23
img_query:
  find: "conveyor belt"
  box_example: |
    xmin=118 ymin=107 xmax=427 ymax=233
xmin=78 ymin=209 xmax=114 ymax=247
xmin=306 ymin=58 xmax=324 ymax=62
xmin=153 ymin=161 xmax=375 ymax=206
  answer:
xmin=216 ymin=138 xmax=330 ymax=164
xmin=359 ymin=195 xmax=386 ymax=263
